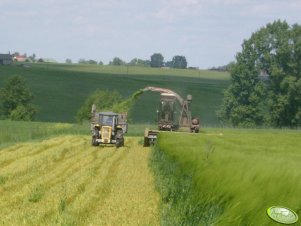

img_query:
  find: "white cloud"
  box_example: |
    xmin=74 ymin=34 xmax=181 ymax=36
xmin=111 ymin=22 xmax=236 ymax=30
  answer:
xmin=287 ymin=0 xmax=301 ymax=9
xmin=154 ymin=0 xmax=201 ymax=21
xmin=237 ymin=1 xmax=301 ymax=20
xmin=209 ymin=0 xmax=250 ymax=5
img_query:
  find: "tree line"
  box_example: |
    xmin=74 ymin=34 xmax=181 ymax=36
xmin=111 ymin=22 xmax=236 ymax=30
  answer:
xmin=74 ymin=54 xmax=188 ymax=69
xmin=7 ymin=51 xmax=188 ymax=69
xmin=218 ymin=20 xmax=301 ymax=128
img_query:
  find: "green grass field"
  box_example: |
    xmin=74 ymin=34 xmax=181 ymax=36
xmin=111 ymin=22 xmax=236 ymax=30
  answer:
xmin=152 ymin=129 xmax=301 ymax=225
xmin=0 ymin=63 xmax=229 ymax=125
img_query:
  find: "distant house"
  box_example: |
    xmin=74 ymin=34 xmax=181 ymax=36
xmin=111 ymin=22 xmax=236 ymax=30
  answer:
xmin=0 ymin=54 xmax=13 ymax=65
xmin=13 ymin=55 xmax=27 ymax=62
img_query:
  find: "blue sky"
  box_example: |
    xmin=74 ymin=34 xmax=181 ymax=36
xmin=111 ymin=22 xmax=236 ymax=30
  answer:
xmin=1 ymin=0 xmax=300 ymax=68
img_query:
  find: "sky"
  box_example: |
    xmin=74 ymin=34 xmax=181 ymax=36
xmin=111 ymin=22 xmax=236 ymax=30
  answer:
xmin=1 ymin=0 xmax=301 ymax=68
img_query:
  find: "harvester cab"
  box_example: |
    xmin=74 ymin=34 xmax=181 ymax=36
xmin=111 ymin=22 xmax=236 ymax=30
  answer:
xmin=157 ymin=93 xmax=178 ymax=131
xmin=91 ymin=105 xmax=127 ymax=148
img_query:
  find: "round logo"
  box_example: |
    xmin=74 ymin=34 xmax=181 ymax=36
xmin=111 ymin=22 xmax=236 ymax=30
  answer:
xmin=267 ymin=206 xmax=298 ymax=224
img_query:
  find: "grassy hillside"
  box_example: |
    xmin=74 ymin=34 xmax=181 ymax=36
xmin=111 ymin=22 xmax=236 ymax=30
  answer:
xmin=152 ymin=129 xmax=301 ymax=225
xmin=0 ymin=63 xmax=230 ymax=125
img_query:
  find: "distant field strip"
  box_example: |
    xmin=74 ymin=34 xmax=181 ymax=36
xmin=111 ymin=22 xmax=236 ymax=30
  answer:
xmin=29 ymin=63 xmax=230 ymax=80
xmin=0 ymin=136 xmax=159 ymax=225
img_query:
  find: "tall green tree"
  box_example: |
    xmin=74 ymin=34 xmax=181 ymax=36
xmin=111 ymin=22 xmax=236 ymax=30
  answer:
xmin=0 ymin=76 xmax=37 ymax=121
xmin=109 ymin=57 xmax=125 ymax=66
xmin=87 ymin=60 xmax=97 ymax=64
xmin=128 ymin=58 xmax=150 ymax=67
xmin=218 ymin=20 xmax=301 ymax=127
xmin=65 ymin=58 xmax=72 ymax=64
xmin=150 ymin=53 xmax=164 ymax=68
xmin=171 ymin=55 xmax=187 ymax=69
xmin=259 ymin=21 xmax=301 ymax=127
xmin=217 ymin=47 xmax=266 ymax=127
xmin=76 ymin=90 xmax=123 ymax=122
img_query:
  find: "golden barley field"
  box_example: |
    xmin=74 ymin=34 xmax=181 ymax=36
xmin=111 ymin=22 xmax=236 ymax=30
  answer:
xmin=0 ymin=135 xmax=159 ymax=225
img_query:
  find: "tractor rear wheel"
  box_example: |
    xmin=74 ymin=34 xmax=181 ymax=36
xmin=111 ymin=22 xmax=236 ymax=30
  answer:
xmin=115 ymin=139 xmax=122 ymax=148
xmin=115 ymin=130 xmax=124 ymax=148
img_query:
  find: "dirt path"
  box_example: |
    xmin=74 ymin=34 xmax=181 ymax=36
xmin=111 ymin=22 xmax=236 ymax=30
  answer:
xmin=0 ymin=136 xmax=159 ymax=225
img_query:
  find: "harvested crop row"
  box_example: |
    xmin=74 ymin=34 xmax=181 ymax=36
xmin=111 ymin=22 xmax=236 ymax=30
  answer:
xmin=0 ymin=135 xmax=159 ymax=225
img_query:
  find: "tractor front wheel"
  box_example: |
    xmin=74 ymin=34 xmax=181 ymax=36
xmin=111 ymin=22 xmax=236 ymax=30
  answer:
xmin=143 ymin=137 xmax=150 ymax=147
xmin=92 ymin=136 xmax=99 ymax=146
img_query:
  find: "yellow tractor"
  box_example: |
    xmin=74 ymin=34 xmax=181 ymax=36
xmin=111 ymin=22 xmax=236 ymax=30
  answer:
xmin=91 ymin=105 xmax=127 ymax=147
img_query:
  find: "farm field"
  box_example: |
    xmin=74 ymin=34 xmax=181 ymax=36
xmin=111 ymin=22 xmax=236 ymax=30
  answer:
xmin=0 ymin=135 xmax=159 ymax=225
xmin=1 ymin=120 xmax=301 ymax=225
xmin=0 ymin=63 xmax=230 ymax=125
xmin=153 ymin=129 xmax=301 ymax=225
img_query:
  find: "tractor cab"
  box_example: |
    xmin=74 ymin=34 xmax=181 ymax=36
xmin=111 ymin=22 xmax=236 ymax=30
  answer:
xmin=99 ymin=113 xmax=117 ymax=126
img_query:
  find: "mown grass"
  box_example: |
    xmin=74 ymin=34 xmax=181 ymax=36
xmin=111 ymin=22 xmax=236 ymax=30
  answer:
xmin=0 ymin=63 xmax=229 ymax=125
xmin=151 ymin=129 xmax=301 ymax=225
xmin=0 ymin=136 xmax=159 ymax=225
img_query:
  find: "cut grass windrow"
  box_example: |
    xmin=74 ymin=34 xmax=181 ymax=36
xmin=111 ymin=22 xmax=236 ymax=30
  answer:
xmin=0 ymin=135 xmax=159 ymax=225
